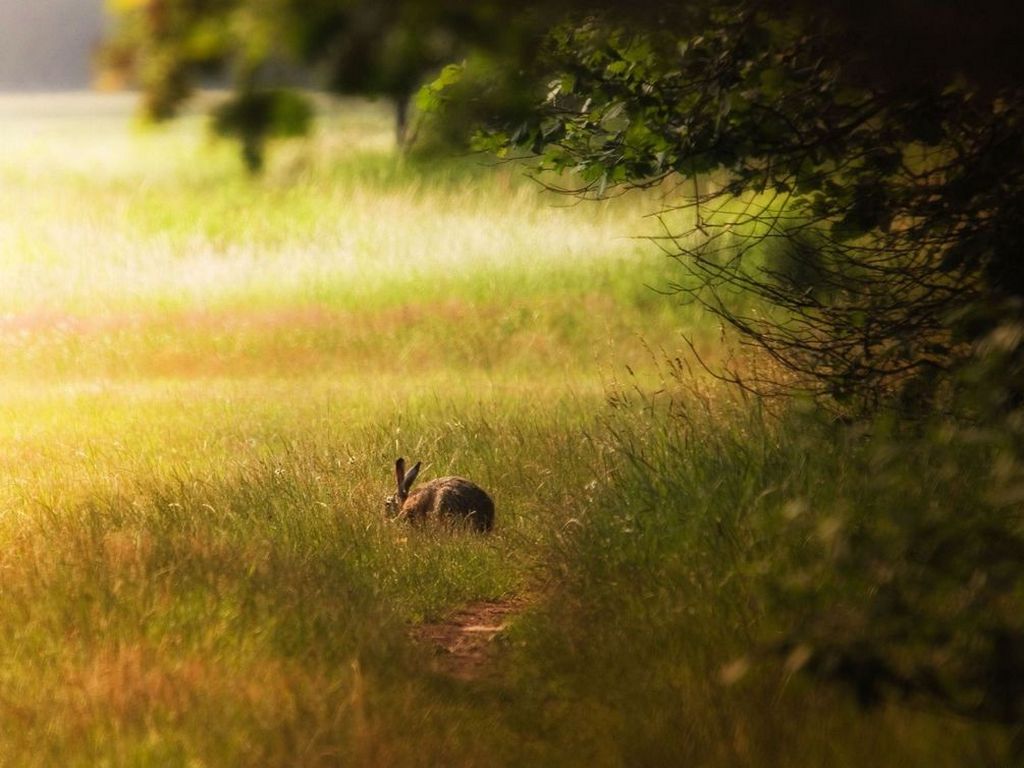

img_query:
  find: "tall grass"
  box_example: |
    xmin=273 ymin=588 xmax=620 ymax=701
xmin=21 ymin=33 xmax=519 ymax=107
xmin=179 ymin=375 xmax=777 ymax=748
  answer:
xmin=0 ymin=92 xmax=676 ymax=765
xmin=495 ymin=371 xmax=1013 ymax=766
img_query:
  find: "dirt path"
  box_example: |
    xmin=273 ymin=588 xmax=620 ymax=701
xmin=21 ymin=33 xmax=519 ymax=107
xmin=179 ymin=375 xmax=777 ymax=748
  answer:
xmin=410 ymin=598 xmax=523 ymax=681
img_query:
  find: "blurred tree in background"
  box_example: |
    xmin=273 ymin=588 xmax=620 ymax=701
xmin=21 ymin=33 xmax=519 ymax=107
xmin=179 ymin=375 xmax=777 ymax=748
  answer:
xmin=102 ymin=0 xmax=532 ymax=153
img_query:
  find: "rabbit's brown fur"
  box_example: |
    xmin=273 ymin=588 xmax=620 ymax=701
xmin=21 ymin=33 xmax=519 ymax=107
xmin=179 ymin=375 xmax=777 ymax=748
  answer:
xmin=402 ymin=476 xmax=495 ymax=532
xmin=387 ymin=458 xmax=494 ymax=532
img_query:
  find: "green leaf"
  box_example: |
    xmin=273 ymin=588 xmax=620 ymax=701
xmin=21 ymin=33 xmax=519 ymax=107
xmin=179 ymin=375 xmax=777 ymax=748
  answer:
xmin=605 ymin=60 xmax=629 ymax=76
xmin=759 ymin=67 xmax=786 ymax=93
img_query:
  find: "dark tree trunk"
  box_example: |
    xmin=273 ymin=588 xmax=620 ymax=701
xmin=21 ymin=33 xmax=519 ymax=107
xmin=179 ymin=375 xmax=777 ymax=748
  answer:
xmin=395 ymin=91 xmax=411 ymax=150
xmin=241 ymin=132 xmax=264 ymax=174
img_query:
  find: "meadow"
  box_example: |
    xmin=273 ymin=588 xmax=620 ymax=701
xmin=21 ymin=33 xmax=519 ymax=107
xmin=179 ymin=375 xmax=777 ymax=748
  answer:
xmin=0 ymin=93 xmax=1011 ymax=766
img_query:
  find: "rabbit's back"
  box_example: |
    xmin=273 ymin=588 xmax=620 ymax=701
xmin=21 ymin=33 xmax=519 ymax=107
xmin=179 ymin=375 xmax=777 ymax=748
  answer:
xmin=403 ymin=476 xmax=494 ymax=531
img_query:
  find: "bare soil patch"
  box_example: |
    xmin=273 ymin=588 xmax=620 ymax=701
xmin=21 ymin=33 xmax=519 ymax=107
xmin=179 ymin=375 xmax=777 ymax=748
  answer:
xmin=410 ymin=598 xmax=523 ymax=681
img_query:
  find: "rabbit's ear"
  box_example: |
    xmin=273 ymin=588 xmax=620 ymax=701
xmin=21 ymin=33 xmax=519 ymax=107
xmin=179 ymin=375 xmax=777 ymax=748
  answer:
xmin=402 ymin=461 xmax=421 ymax=494
xmin=394 ymin=458 xmax=406 ymax=496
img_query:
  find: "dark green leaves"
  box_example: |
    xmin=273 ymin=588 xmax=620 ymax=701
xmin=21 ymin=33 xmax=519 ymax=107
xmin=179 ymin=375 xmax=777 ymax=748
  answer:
xmin=212 ymin=89 xmax=313 ymax=140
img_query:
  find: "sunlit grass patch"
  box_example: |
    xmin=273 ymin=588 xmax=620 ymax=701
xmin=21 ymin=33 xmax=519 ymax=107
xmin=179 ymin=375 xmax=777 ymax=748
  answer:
xmin=0 ymin=356 xmax=589 ymax=763
xmin=0 ymin=94 xmax=667 ymax=315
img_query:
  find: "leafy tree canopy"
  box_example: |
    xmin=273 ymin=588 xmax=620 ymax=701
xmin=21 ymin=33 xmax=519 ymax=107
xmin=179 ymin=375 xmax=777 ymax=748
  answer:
xmin=449 ymin=1 xmax=1024 ymax=413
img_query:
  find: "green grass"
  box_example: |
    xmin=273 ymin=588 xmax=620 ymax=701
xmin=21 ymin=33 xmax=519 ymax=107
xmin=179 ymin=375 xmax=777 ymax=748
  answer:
xmin=0 ymin=93 xmax=1012 ymax=766
xmin=499 ymin=381 xmax=1014 ymax=767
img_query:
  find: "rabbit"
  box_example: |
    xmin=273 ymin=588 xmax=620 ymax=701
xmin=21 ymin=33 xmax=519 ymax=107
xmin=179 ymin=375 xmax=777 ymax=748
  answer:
xmin=385 ymin=457 xmax=494 ymax=532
